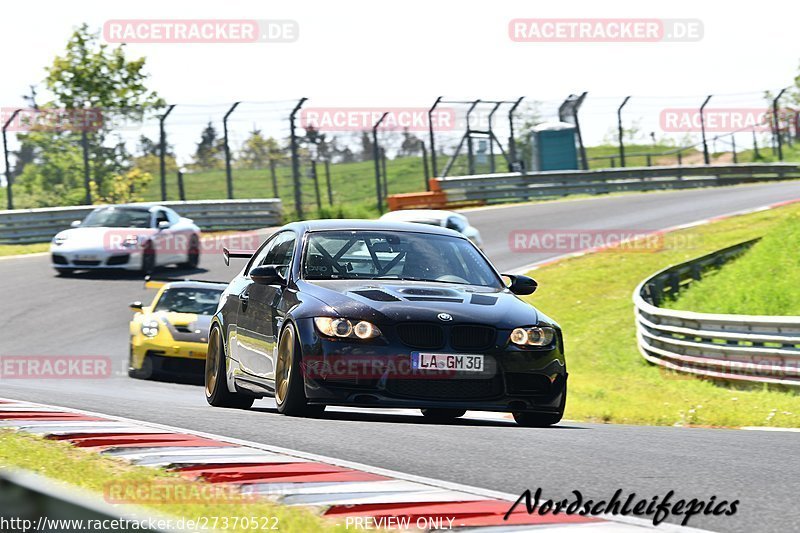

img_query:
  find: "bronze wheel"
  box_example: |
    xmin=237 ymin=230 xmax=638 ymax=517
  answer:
xmin=275 ymin=323 xmax=324 ymax=417
xmin=205 ymin=326 xmax=254 ymax=409
xmin=275 ymin=324 xmax=294 ymax=405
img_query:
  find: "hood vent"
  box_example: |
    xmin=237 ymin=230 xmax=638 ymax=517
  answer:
xmin=398 ymin=288 xmax=455 ymax=296
xmin=470 ymin=294 xmax=498 ymax=306
xmin=351 ymin=289 xmax=401 ymax=302
xmin=405 ymin=296 xmax=463 ymax=303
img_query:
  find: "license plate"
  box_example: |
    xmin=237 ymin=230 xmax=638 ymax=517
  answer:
xmin=411 ymin=352 xmax=484 ymax=372
xmin=75 ymin=254 xmax=98 ymax=261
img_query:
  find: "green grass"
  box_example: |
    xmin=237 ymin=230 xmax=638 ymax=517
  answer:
xmin=0 ymin=430 xmax=347 ymax=532
xmin=664 ymin=214 xmax=800 ymax=315
xmin=0 ymin=242 xmax=50 ymax=256
xmin=522 ymin=203 xmax=800 ymax=427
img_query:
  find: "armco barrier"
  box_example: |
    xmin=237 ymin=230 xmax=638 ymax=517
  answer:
xmin=633 ymin=239 xmax=800 ymax=387
xmin=0 ymin=469 xmax=174 ymax=532
xmin=388 ymin=163 xmax=800 ymax=209
xmin=0 ymin=199 xmax=282 ymax=244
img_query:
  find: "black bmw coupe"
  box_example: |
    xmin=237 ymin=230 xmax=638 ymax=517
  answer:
xmin=205 ymin=220 xmax=567 ymax=427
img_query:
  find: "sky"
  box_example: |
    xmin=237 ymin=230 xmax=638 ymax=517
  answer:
xmin=1 ymin=0 xmax=798 ymax=175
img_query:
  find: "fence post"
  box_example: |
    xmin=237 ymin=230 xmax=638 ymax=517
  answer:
xmin=371 ymin=113 xmax=389 ymax=213
xmin=699 ymin=95 xmax=712 ymax=165
xmin=324 ymin=159 xmax=333 ymax=205
xmin=428 ymin=97 xmax=442 ymax=178
xmin=773 ymin=88 xmax=787 ymax=161
xmin=381 ymin=147 xmax=388 ymax=198
xmin=752 ymin=129 xmax=760 ymax=160
xmin=507 ymin=97 xmax=524 ymax=171
xmin=420 ymin=140 xmax=430 ymax=191
xmin=81 ymin=129 xmax=92 ymax=205
xmin=269 ymin=159 xmax=279 ymax=198
xmin=2 ymin=109 xmax=22 ymax=210
xmin=159 ymin=104 xmax=176 ymax=201
xmin=289 ymin=97 xmax=308 ymax=219
xmin=731 ymin=136 xmax=737 ymax=164
xmin=177 ymin=168 xmax=186 ymax=201
xmin=311 ymin=160 xmax=321 ymax=210
xmin=617 ymin=96 xmax=631 ymax=167
xmin=372 ymin=112 xmax=389 ymax=214
xmin=223 ymin=101 xmax=241 ymax=199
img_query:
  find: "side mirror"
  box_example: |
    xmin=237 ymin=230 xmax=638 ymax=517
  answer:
xmin=70 ymin=220 xmax=81 ymax=228
xmin=503 ymin=274 xmax=537 ymax=295
xmin=157 ymin=220 xmax=171 ymax=230
xmin=129 ymin=301 xmax=144 ymax=311
xmin=250 ymin=265 xmax=285 ymax=286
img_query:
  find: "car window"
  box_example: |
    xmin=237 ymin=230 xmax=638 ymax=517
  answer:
xmin=154 ymin=210 xmax=170 ymax=228
xmin=81 ymin=207 xmax=151 ymax=228
xmin=153 ymin=287 xmax=223 ymax=315
xmin=246 ymin=231 xmax=296 ymax=278
xmin=303 ymin=230 xmax=500 ymax=287
xmin=166 ymin=209 xmax=180 ymax=225
xmin=261 ymin=232 xmax=296 ymax=278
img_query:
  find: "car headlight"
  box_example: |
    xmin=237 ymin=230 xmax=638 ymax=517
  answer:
xmin=510 ymin=326 xmax=555 ymax=347
xmin=141 ymin=320 xmax=160 ymax=337
xmin=314 ymin=317 xmax=381 ymax=339
xmin=52 ymin=235 xmax=67 ymax=246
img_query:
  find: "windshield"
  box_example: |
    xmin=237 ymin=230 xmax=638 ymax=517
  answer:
xmin=303 ymin=230 xmax=501 ymax=287
xmin=153 ymin=288 xmax=223 ymax=315
xmin=82 ymin=207 xmax=151 ymax=228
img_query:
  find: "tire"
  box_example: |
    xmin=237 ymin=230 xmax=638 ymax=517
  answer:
xmin=274 ymin=322 xmax=325 ymax=417
xmin=205 ymin=326 xmax=254 ymax=409
xmin=127 ymin=344 xmax=155 ymax=380
xmin=141 ymin=241 xmax=156 ymax=274
xmin=512 ymin=386 xmax=566 ymax=427
xmin=420 ymin=408 xmax=467 ymax=421
xmin=180 ymin=236 xmax=200 ymax=269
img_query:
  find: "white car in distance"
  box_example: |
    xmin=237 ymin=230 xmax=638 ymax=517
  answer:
xmin=50 ymin=204 xmax=201 ymax=275
xmin=379 ymin=209 xmax=483 ymax=249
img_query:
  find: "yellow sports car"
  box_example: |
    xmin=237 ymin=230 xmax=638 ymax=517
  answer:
xmin=128 ymin=279 xmax=227 ymax=380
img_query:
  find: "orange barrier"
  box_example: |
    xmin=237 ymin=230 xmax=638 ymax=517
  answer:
xmin=386 ymin=191 xmax=449 ymax=211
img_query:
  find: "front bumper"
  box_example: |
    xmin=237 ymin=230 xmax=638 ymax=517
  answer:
xmin=131 ymin=336 xmax=208 ymax=370
xmin=51 ymin=246 xmax=144 ymax=270
xmin=295 ymin=318 xmax=567 ymax=414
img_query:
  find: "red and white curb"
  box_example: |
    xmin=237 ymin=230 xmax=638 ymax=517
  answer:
xmin=0 ymin=398 xmax=710 ymax=532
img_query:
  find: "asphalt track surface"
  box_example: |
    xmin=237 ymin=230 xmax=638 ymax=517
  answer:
xmin=3 ymin=182 xmax=800 ymax=533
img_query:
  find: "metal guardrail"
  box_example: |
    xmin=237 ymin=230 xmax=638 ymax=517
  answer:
xmin=425 ymin=163 xmax=800 ymax=206
xmin=0 ymin=469 xmax=175 ymax=532
xmin=633 ymin=239 xmax=800 ymax=387
xmin=0 ymin=199 xmax=282 ymax=244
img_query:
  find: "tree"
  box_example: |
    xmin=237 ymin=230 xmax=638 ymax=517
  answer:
xmin=13 ymin=24 xmax=163 ymax=207
xmin=191 ymin=122 xmax=225 ymax=170
xmin=90 ymin=168 xmax=153 ymax=204
xmin=358 ymin=131 xmax=374 ymax=161
xmin=238 ymin=129 xmax=285 ymax=169
xmin=398 ymin=128 xmax=422 ymax=157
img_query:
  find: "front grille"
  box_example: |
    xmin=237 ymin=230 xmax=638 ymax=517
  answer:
xmin=52 ymin=254 xmax=68 ymax=265
xmin=396 ymin=323 xmax=445 ymax=349
xmin=106 ymin=254 xmax=130 ymax=265
xmin=450 ymin=325 xmax=496 ymax=351
xmin=385 ymin=377 xmax=502 ymax=400
xmin=72 ymin=260 xmax=101 ymax=266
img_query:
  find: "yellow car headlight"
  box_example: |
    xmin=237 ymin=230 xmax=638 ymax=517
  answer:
xmin=141 ymin=319 xmax=160 ymax=337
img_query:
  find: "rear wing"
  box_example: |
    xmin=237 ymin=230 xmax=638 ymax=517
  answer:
xmin=222 ymin=247 xmax=256 ymax=266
